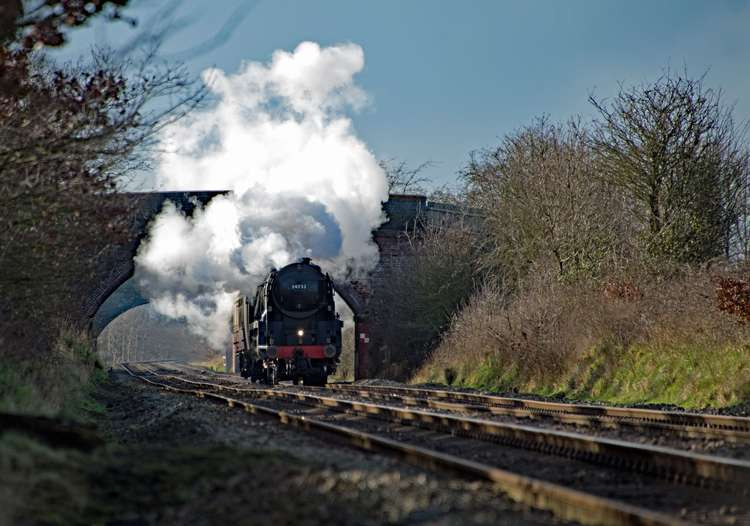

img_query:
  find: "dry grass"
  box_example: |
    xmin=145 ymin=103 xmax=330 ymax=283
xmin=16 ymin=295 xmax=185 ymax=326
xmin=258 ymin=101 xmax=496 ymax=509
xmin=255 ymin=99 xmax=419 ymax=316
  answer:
xmin=192 ymin=354 xmax=225 ymax=372
xmin=415 ymin=266 xmax=750 ymax=408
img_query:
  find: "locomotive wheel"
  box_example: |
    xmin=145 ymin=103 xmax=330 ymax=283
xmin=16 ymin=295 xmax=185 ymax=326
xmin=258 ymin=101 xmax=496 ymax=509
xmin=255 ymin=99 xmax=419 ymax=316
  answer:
xmin=238 ymin=353 xmax=247 ymax=378
xmin=249 ymin=361 xmax=260 ymax=383
xmin=266 ymin=366 xmax=277 ymax=385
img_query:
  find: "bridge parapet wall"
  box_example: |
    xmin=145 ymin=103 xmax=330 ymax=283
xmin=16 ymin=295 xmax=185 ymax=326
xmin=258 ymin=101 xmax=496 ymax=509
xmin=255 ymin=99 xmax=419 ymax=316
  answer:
xmin=367 ymin=194 xmax=480 ymax=293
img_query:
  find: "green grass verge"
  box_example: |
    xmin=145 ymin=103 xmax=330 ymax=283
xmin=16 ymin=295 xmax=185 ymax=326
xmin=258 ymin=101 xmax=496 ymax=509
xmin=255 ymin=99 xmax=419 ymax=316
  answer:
xmin=0 ymin=326 xmax=105 ymax=420
xmin=191 ymin=354 xmax=226 ymax=373
xmin=416 ymin=341 xmax=750 ymax=409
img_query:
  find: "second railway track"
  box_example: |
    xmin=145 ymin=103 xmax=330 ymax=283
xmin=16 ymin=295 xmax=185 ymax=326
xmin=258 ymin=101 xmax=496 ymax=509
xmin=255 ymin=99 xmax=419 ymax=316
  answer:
xmin=323 ymin=384 xmax=750 ymax=433
xmin=124 ymin=362 xmax=750 ymax=526
xmin=321 ymin=384 xmax=750 ymax=441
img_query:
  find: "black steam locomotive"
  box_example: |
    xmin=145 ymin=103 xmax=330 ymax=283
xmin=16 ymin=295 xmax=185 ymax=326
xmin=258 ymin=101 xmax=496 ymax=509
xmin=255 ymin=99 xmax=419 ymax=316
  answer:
xmin=228 ymin=257 xmax=342 ymax=385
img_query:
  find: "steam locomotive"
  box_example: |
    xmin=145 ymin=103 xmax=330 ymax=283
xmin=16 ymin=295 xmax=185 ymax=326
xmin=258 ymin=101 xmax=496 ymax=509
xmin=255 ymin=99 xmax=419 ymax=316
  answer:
xmin=228 ymin=257 xmax=342 ymax=385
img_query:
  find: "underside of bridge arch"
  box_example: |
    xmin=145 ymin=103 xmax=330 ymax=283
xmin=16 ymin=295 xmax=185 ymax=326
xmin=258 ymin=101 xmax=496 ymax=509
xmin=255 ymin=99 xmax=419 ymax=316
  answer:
xmin=85 ymin=191 xmax=230 ymax=337
xmin=331 ymin=282 xmax=366 ymax=318
xmin=92 ymin=276 xmax=149 ymax=337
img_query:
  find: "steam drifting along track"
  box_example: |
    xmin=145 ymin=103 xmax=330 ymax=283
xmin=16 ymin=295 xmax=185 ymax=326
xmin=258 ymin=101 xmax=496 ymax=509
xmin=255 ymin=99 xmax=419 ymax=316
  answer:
xmin=123 ymin=362 xmax=750 ymax=526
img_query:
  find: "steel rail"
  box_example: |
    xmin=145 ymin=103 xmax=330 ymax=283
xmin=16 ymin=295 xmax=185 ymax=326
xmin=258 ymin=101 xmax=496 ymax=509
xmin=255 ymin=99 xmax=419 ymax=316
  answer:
xmin=121 ymin=363 xmax=691 ymax=526
xmin=141 ymin=367 xmax=750 ymax=488
xmin=315 ymin=385 xmax=750 ymax=442
xmin=323 ymin=384 xmax=750 ymax=432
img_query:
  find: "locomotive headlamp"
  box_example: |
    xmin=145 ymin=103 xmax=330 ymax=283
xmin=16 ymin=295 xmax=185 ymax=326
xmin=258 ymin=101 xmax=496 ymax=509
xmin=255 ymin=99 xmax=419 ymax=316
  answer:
xmin=297 ymin=329 xmax=304 ymax=337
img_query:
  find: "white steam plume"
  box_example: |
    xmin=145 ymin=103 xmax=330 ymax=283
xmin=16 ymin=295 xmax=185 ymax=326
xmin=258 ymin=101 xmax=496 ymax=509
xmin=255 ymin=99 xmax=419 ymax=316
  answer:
xmin=134 ymin=42 xmax=388 ymax=348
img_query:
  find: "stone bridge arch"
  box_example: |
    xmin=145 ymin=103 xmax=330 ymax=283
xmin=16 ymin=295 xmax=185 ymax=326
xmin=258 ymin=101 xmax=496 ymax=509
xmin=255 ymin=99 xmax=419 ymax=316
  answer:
xmin=84 ymin=191 xmax=229 ymax=336
xmin=86 ymin=192 xmax=469 ymax=378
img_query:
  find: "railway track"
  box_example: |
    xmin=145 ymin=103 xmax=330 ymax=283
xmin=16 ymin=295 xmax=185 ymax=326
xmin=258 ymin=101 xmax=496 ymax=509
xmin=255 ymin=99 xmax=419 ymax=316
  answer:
xmin=158 ymin=362 xmax=750 ymax=456
xmin=133 ymin=364 xmax=750 ymax=487
xmin=162 ymin=362 xmax=750 ymax=441
xmin=321 ymin=384 xmax=750 ymax=436
xmin=123 ymin=362 xmax=749 ymax=526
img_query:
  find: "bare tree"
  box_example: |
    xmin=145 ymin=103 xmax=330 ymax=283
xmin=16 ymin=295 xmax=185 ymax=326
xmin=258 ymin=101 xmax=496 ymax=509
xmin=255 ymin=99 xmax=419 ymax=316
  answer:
xmin=590 ymin=70 xmax=749 ymax=263
xmin=97 ymin=306 xmax=213 ymax=365
xmin=733 ymin=159 xmax=750 ymax=259
xmin=1 ymin=1 xmax=133 ymax=49
xmin=463 ymin=117 xmax=633 ymax=283
xmin=0 ymin=2 xmax=205 ymax=353
xmin=379 ymin=158 xmax=432 ymax=194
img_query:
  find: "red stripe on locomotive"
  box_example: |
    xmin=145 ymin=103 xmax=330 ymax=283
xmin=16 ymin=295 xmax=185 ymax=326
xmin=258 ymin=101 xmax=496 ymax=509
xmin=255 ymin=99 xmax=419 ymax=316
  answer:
xmin=275 ymin=345 xmax=327 ymax=359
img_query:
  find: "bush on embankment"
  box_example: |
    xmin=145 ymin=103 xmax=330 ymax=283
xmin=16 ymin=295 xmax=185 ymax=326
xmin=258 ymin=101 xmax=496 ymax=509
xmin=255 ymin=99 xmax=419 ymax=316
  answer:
xmin=414 ymin=267 xmax=750 ymax=409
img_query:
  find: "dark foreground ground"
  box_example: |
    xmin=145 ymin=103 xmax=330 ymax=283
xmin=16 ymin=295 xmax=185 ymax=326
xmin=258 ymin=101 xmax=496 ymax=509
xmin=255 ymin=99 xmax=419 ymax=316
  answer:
xmin=0 ymin=370 xmax=568 ymax=525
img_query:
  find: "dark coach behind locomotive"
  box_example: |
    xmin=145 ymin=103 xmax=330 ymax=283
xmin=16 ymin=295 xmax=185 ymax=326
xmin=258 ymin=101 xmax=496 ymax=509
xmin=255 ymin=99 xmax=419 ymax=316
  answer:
xmin=229 ymin=257 xmax=343 ymax=385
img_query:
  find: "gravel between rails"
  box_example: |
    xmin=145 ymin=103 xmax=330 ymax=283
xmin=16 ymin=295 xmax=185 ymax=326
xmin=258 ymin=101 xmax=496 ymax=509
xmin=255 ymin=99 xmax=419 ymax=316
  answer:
xmin=103 ymin=366 xmax=573 ymax=526
xmin=143 ymin=365 xmax=750 ymax=525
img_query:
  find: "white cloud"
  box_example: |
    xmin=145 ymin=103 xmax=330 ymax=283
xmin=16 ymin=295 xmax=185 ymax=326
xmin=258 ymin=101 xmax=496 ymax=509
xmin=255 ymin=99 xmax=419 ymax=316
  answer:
xmin=135 ymin=42 xmax=388 ymax=349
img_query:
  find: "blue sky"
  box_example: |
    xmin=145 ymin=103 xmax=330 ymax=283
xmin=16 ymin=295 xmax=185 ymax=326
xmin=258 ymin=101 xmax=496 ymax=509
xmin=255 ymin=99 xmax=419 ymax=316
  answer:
xmin=51 ymin=0 xmax=750 ymax=187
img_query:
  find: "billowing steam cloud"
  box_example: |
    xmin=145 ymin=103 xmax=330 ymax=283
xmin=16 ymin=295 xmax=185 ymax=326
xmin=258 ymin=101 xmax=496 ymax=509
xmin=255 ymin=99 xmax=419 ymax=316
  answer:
xmin=134 ymin=42 xmax=388 ymax=348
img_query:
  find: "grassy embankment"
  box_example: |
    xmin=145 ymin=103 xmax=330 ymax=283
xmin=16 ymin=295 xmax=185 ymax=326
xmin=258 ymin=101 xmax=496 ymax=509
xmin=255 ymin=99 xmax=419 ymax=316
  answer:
xmin=414 ymin=270 xmax=750 ymax=409
xmin=0 ymin=325 xmax=104 ymax=418
xmin=0 ymin=332 xmax=305 ymax=525
xmin=0 ymin=326 xmax=108 ymax=524
xmin=419 ymin=341 xmax=750 ymax=409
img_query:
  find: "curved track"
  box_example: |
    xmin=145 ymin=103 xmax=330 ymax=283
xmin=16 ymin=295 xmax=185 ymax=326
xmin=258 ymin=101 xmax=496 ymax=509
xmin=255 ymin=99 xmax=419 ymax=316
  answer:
xmin=123 ymin=362 xmax=750 ymax=526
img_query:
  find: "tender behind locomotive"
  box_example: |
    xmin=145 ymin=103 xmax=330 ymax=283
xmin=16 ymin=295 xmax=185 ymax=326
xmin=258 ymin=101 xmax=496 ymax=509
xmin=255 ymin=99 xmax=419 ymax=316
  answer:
xmin=229 ymin=257 xmax=342 ymax=385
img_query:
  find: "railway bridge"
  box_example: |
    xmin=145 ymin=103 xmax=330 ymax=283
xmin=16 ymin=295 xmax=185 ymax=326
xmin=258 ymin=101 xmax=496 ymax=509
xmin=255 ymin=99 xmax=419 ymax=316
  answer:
xmin=85 ymin=191 xmax=469 ymax=378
